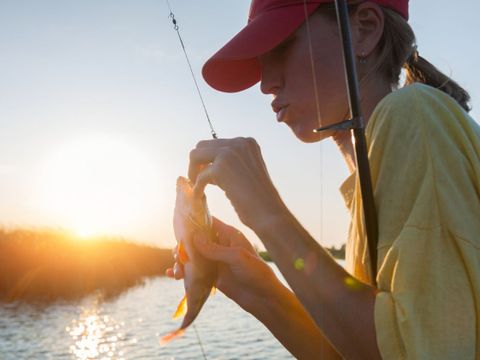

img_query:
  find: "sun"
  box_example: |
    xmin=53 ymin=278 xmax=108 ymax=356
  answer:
xmin=35 ymin=135 xmax=161 ymax=239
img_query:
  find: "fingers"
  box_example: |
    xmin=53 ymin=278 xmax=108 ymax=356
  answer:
xmin=165 ymin=262 xmax=184 ymax=280
xmin=188 ymin=146 xmax=218 ymax=183
xmin=166 ymin=245 xmax=184 ymax=280
xmin=188 ymin=137 xmax=258 ymax=183
xmin=165 ymin=268 xmax=174 ymax=277
xmin=193 ymin=164 xmax=216 ymax=198
xmin=212 ymin=217 xmax=242 ymax=244
xmin=193 ymin=232 xmax=238 ymax=263
xmin=195 ymin=139 xmax=237 ymax=148
xmin=212 ymin=217 xmax=257 ymax=254
xmin=173 ymin=262 xmax=184 ymax=279
xmin=172 ymin=244 xmax=178 ymax=260
xmin=212 ymin=216 xmax=236 ymax=234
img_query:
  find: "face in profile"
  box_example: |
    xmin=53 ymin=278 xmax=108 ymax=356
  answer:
xmin=259 ymin=10 xmax=350 ymax=143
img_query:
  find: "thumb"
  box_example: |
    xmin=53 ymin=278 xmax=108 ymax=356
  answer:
xmin=193 ymin=232 xmax=235 ymax=264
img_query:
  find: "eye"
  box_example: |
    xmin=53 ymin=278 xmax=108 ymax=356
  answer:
xmin=272 ymin=35 xmax=296 ymax=58
xmin=258 ymin=34 xmax=296 ymax=67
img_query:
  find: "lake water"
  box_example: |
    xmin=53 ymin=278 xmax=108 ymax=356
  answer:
xmin=0 ymin=266 xmax=297 ymax=360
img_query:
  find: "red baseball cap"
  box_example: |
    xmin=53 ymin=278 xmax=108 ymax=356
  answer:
xmin=202 ymin=0 xmax=409 ymax=92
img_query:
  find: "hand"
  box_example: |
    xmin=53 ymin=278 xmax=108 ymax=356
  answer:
xmin=166 ymin=218 xmax=343 ymax=359
xmin=166 ymin=217 xmax=283 ymax=314
xmin=188 ymin=138 xmax=287 ymax=232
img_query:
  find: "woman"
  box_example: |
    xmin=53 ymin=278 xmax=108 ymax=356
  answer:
xmin=167 ymin=0 xmax=480 ymax=358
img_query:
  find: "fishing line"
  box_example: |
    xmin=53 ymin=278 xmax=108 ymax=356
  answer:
xmin=165 ymin=2 xmax=211 ymax=359
xmin=302 ymin=2 xmax=325 ymax=359
xmin=302 ymin=1 xmax=324 ymax=250
xmin=302 ymin=3 xmax=323 ymax=129
xmin=193 ymin=324 xmax=208 ymax=360
xmin=166 ymin=0 xmax=218 ymax=139
xmin=302 ymin=1 xmax=324 ymax=244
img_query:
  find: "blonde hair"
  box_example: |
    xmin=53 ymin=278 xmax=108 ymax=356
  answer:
xmin=319 ymin=3 xmax=472 ymax=112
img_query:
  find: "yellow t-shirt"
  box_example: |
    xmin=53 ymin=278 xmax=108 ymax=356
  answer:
xmin=340 ymin=83 xmax=480 ymax=359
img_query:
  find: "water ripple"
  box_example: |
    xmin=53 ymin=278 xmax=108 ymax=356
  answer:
xmin=0 ymin=272 xmax=294 ymax=359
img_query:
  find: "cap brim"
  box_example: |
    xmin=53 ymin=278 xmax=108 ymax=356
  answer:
xmin=202 ymin=3 xmax=321 ymax=93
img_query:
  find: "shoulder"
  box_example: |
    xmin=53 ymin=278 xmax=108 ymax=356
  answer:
xmin=366 ymin=85 xmax=480 ymax=241
xmin=366 ymin=83 xmax=480 ymax=144
xmin=370 ymin=82 xmax=459 ymax=119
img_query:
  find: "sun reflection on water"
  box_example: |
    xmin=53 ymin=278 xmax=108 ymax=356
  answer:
xmin=67 ymin=299 xmax=128 ymax=360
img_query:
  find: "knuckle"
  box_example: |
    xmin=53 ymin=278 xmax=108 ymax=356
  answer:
xmin=236 ymin=137 xmax=257 ymax=152
xmin=189 ymin=148 xmax=197 ymax=161
xmin=232 ymin=137 xmax=245 ymax=149
xmin=196 ymin=140 xmax=210 ymax=148
xmin=245 ymin=137 xmax=256 ymax=146
xmin=246 ymin=137 xmax=260 ymax=151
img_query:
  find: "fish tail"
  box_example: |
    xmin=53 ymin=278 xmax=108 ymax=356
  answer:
xmin=172 ymin=294 xmax=188 ymax=319
xmin=159 ymin=328 xmax=186 ymax=346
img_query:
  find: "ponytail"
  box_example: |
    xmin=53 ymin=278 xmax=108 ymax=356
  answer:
xmin=380 ymin=9 xmax=471 ymax=112
xmin=404 ymin=49 xmax=471 ymax=112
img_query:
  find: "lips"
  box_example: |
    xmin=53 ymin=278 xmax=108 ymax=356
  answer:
xmin=271 ymin=101 xmax=288 ymax=123
xmin=276 ymin=107 xmax=288 ymax=123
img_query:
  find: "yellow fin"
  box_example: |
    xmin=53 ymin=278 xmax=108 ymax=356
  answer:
xmin=210 ymin=287 xmax=217 ymax=295
xmin=172 ymin=295 xmax=188 ymax=319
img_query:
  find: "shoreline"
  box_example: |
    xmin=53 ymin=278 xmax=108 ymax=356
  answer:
xmin=0 ymin=228 xmax=174 ymax=303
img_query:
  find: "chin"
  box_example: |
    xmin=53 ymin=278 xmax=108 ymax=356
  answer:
xmin=291 ymin=126 xmax=328 ymax=143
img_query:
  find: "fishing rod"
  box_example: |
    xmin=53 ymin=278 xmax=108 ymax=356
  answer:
xmin=314 ymin=0 xmax=379 ymax=284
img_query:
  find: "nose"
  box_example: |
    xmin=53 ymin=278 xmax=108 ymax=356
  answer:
xmin=259 ymin=60 xmax=282 ymax=95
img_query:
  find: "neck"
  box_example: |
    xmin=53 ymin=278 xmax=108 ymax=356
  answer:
xmin=333 ymin=76 xmax=392 ymax=173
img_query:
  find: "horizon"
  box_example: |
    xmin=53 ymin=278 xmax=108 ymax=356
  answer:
xmin=0 ymin=0 xmax=478 ymax=249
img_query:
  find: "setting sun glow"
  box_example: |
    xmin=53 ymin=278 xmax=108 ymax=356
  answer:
xmin=35 ymin=135 xmax=161 ymax=239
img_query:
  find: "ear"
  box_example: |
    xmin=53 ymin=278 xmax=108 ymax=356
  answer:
xmin=350 ymin=2 xmax=384 ymax=57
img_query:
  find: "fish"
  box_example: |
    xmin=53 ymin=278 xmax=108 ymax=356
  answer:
xmin=160 ymin=176 xmax=217 ymax=345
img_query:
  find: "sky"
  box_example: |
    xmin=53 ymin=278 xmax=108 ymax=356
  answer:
xmin=0 ymin=0 xmax=478 ymax=249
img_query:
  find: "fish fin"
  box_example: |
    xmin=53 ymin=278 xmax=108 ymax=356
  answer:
xmin=210 ymin=286 xmax=217 ymax=295
xmin=159 ymin=328 xmax=186 ymax=346
xmin=172 ymin=295 xmax=188 ymax=320
xmin=178 ymin=242 xmax=190 ymax=264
